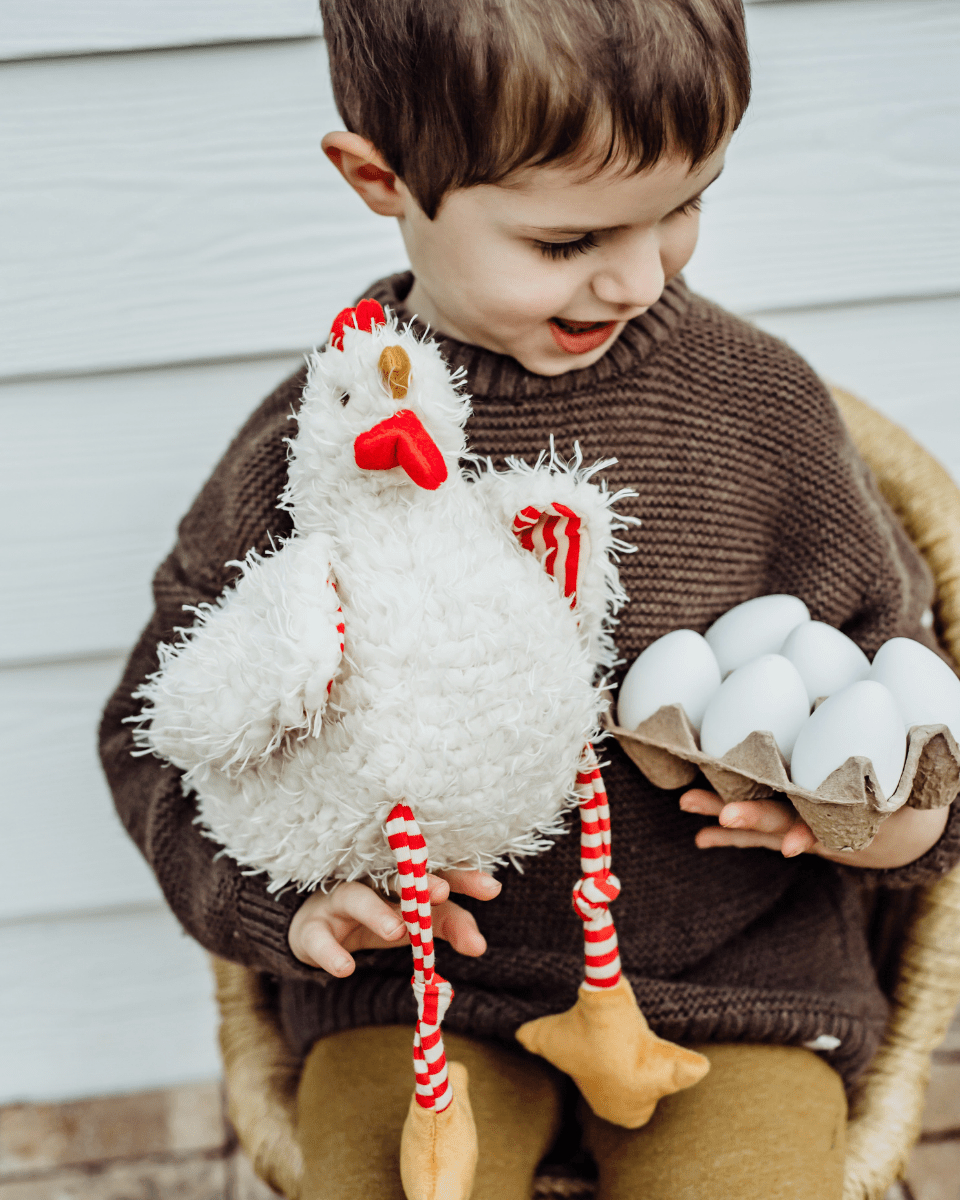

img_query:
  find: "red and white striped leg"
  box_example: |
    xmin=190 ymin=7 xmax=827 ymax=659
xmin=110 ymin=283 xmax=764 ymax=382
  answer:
xmin=516 ymin=744 xmax=711 ymax=1129
xmin=386 ymin=804 xmax=478 ymax=1200
xmin=573 ymin=746 xmax=622 ymax=991
xmin=386 ymin=803 xmax=454 ymax=1113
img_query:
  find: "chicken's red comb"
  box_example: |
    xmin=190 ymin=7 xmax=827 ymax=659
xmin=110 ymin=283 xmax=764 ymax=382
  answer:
xmin=329 ymin=299 xmax=387 ymax=350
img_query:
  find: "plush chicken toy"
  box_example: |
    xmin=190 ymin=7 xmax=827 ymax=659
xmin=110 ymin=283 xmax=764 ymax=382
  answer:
xmin=134 ymin=300 xmax=707 ymax=1200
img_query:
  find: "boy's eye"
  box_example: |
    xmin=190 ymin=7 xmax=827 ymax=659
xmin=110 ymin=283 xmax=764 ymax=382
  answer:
xmin=534 ymin=232 xmax=599 ymax=260
xmin=671 ymin=196 xmax=703 ymax=218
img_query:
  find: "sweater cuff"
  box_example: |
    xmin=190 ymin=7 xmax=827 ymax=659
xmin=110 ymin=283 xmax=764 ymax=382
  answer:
xmin=850 ymin=796 xmax=960 ymax=889
xmin=235 ymin=876 xmax=331 ymax=982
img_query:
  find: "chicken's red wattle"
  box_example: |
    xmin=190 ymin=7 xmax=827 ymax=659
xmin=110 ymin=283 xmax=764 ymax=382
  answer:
xmin=354 ymin=409 xmax=448 ymax=490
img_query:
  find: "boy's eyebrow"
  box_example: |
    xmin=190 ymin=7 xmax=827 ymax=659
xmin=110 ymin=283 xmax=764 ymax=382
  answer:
xmin=520 ymin=167 xmax=725 ymax=237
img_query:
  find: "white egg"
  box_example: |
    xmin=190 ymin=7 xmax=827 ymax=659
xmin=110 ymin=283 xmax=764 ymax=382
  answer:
xmin=779 ymin=621 xmax=871 ymax=704
xmin=705 ymin=595 xmax=811 ymax=676
xmin=618 ymin=630 xmax=722 ymax=732
xmin=869 ymin=637 xmax=960 ymax=740
xmin=790 ymin=680 xmax=906 ymax=799
xmin=699 ymin=654 xmax=811 ymax=760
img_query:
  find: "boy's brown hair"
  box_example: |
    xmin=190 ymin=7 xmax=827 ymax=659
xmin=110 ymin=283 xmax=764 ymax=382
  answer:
xmin=321 ymin=0 xmax=750 ymax=218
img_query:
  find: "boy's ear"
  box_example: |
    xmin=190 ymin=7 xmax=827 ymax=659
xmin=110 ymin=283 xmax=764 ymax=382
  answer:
xmin=322 ymin=132 xmax=406 ymax=218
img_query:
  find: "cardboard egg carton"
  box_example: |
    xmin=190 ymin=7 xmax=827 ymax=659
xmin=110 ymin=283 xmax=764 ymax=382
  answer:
xmin=607 ymin=703 xmax=960 ymax=851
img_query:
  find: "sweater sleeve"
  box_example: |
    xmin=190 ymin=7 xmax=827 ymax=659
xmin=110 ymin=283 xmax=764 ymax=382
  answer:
xmin=98 ymin=367 xmax=326 ymax=980
xmin=837 ymin=448 xmax=960 ymax=888
xmin=761 ymin=353 xmax=960 ymax=887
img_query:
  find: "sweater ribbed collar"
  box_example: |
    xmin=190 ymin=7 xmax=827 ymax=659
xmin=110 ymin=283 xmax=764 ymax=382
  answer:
xmin=365 ymin=271 xmax=691 ymax=401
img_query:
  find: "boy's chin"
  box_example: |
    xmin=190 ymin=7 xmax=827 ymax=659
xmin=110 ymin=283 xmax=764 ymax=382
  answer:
xmin=513 ymin=336 xmax=621 ymax=376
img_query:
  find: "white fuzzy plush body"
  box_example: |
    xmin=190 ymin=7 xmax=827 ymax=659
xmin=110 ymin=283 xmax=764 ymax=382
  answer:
xmin=135 ymin=313 xmax=632 ymax=891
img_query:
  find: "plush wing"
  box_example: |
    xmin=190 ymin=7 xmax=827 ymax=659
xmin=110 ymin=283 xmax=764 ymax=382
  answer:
xmin=132 ymin=531 xmax=343 ymax=779
xmin=472 ymin=447 xmax=637 ymax=671
xmin=511 ymin=501 xmax=588 ymax=609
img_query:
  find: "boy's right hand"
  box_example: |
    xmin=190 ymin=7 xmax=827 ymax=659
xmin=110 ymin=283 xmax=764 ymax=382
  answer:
xmin=288 ymin=870 xmax=500 ymax=977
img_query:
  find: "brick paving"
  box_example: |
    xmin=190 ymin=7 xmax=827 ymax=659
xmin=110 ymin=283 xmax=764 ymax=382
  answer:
xmin=2 ymin=1006 xmax=958 ymax=1200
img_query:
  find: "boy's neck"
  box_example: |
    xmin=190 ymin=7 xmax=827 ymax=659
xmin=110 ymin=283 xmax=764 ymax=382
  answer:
xmin=404 ymin=277 xmax=469 ymax=346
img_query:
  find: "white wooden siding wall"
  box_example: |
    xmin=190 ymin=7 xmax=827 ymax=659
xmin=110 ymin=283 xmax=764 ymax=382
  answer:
xmin=1 ymin=0 xmax=957 ymax=1104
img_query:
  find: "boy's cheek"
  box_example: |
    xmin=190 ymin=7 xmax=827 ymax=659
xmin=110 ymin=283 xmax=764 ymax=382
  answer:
xmin=470 ymin=250 xmax=558 ymax=318
xmin=663 ymin=218 xmax=701 ymax=281
xmin=491 ymin=267 xmax=584 ymax=330
xmin=467 ymin=281 xmax=565 ymax=341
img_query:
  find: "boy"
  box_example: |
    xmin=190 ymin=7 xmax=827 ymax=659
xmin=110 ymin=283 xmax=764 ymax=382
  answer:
xmin=100 ymin=1 xmax=960 ymax=1197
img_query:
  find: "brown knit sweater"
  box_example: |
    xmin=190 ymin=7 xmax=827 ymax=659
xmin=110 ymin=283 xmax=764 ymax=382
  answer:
xmin=100 ymin=273 xmax=960 ymax=1087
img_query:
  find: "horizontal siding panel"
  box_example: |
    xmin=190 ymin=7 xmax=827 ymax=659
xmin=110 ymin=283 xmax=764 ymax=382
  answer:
xmin=0 ymin=0 xmax=816 ymax=63
xmin=0 ymin=355 xmax=302 ymax=665
xmin=685 ymin=0 xmax=960 ymax=311
xmin=0 ymin=38 xmax=409 ymax=380
xmin=0 ymin=906 xmax=220 ymax=1104
xmin=0 ymin=657 xmax=162 ymax=922
xmin=751 ymin=296 xmax=960 ymax=483
xmin=2 ymin=1 xmax=958 ymax=381
xmin=0 ymin=0 xmax=321 ymax=61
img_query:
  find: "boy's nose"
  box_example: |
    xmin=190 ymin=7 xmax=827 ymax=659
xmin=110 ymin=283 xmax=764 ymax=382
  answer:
xmin=591 ymin=233 xmax=666 ymax=312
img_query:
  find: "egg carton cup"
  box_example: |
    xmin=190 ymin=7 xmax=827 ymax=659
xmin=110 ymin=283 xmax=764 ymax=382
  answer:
xmin=607 ymin=703 xmax=960 ymax=852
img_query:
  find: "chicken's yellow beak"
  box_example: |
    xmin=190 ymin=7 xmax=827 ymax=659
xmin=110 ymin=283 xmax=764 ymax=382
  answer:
xmin=379 ymin=344 xmax=410 ymax=400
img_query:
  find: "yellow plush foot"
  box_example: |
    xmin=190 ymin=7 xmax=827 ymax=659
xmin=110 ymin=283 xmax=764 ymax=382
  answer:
xmin=516 ymin=976 xmax=709 ymax=1129
xmin=399 ymin=1061 xmax=478 ymax=1200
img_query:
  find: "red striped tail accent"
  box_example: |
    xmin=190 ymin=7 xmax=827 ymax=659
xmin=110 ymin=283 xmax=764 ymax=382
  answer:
xmin=386 ymin=803 xmax=454 ymax=1112
xmin=511 ymin=501 xmax=583 ymax=609
xmin=571 ymin=745 xmax=622 ymax=991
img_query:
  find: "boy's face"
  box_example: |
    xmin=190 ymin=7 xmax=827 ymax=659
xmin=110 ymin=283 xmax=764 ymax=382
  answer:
xmin=399 ymin=143 xmax=728 ymax=376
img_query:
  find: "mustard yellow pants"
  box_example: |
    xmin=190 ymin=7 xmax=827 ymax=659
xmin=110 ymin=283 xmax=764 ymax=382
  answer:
xmin=296 ymin=1026 xmax=847 ymax=1200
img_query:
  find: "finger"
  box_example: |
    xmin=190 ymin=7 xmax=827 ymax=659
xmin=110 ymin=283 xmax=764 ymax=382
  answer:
xmin=781 ymin=820 xmax=818 ymax=858
xmin=295 ymin=919 xmax=357 ymax=977
xmin=347 ymin=923 xmax=411 ymax=952
xmin=696 ymin=827 xmax=786 ymax=853
xmin=679 ymin=789 xmax=724 ymax=817
xmin=430 ymin=899 xmax=487 ymax=956
xmin=332 ymin=881 xmax=407 ymax=942
xmin=424 ymin=874 xmax=451 ymax=904
xmin=718 ymin=799 xmax=797 ymax=835
xmin=436 ymin=867 xmax=501 ymax=900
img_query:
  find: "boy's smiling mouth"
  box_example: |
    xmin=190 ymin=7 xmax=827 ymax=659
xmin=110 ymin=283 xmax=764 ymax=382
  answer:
xmin=549 ymin=317 xmax=618 ymax=355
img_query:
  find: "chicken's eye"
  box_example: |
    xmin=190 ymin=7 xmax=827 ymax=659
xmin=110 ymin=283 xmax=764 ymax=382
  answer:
xmin=339 ymin=390 xmax=350 ymax=407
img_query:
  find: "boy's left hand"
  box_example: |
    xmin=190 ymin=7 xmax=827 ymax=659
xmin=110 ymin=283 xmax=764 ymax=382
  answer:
xmin=680 ymin=788 xmax=951 ymax=869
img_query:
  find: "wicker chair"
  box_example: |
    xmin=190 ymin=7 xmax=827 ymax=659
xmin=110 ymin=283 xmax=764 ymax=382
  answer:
xmin=210 ymin=389 xmax=960 ymax=1200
